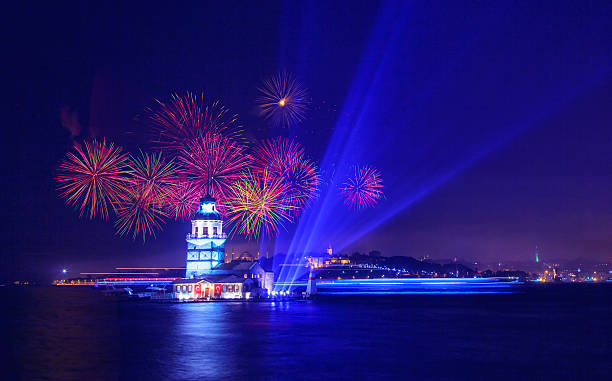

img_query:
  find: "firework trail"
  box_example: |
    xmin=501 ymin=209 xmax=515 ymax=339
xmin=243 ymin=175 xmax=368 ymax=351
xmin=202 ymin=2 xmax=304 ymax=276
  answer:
xmin=224 ymin=170 xmax=297 ymax=239
xmin=256 ymin=71 xmax=309 ymax=127
xmin=164 ymin=179 xmax=200 ymax=221
xmin=177 ymin=134 xmax=251 ymax=208
xmin=146 ymin=92 xmax=241 ymax=151
xmin=340 ymin=165 xmax=384 ymax=209
xmin=252 ymin=137 xmax=319 ymax=212
xmin=56 ymin=139 xmax=131 ymax=219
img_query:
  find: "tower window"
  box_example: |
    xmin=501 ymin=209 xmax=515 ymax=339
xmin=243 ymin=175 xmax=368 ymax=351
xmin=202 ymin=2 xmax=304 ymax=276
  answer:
xmin=213 ymin=227 xmax=218 ymax=235
xmin=202 ymin=227 xmax=208 ymax=236
xmin=194 ymin=226 xmax=198 ymax=235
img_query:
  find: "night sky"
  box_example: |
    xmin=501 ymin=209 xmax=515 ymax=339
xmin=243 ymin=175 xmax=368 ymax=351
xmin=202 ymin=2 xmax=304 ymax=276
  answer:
xmin=4 ymin=1 xmax=612 ymax=281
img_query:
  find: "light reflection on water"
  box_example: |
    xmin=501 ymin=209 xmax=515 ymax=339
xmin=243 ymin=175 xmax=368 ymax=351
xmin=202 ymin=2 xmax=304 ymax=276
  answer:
xmin=2 ymin=285 xmax=611 ymax=380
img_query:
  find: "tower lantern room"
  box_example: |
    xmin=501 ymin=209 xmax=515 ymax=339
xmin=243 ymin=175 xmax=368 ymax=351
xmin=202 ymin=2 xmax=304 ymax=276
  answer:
xmin=185 ymin=196 xmax=226 ymax=278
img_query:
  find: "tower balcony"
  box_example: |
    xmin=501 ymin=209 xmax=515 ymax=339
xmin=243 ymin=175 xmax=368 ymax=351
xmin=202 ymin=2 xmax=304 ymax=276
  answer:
xmin=186 ymin=233 xmax=227 ymax=240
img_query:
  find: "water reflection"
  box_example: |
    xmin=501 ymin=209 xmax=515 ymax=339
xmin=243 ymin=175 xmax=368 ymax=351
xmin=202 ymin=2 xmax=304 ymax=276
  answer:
xmin=169 ymin=302 xmax=255 ymax=379
xmin=2 ymin=285 xmax=611 ymax=380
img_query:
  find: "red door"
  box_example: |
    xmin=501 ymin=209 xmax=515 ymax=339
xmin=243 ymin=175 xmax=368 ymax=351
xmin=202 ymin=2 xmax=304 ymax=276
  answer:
xmin=194 ymin=284 xmax=201 ymax=298
xmin=204 ymin=287 xmax=210 ymax=299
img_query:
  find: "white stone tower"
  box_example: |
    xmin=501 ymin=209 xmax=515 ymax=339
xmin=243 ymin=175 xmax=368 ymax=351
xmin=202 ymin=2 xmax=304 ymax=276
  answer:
xmin=185 ymin=196 xmax=226 ymax=278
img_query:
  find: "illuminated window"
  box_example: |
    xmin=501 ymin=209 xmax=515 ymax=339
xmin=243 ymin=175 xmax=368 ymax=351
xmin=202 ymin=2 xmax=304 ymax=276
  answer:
xmin=213 ymin=227 xmax=218 ymax=235
xmin=202 ymin=227 xmax=208 ymax=236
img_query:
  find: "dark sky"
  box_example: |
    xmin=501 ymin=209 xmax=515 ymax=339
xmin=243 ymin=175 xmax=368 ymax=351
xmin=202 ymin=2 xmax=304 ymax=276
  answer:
xmin=3 ymin=1 xmax=612 ymax=281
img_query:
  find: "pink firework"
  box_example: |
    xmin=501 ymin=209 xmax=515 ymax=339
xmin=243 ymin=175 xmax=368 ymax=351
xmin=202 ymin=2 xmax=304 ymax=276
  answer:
xmin=256 ymin=71 xmax=309 ymax=127
xmin=340 ymin=165 xmax=384 ymax=209
xmin=56 ymin=139 xmax=131 ymax=219
xmin=164 ymin=179 xmax=200 ymax=221
xmin=252 ymin=137 xmax=304 ymax=172
xmin=177 ymin=134 xmax=251 ymax=208
xmin=146 ymin=92 xmax=241 ymax=151
xmin=252 ymin=137 xmax=319 ymax=212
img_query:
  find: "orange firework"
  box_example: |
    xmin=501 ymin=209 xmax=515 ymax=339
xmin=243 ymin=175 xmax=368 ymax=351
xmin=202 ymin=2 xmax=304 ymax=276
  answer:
xmin=256 ymin=71 xmax=309 ymax=127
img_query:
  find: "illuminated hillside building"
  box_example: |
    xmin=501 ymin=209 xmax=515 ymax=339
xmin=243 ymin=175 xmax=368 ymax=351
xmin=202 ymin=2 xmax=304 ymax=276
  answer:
xmin=185 ymin=196 xmax=226 ymax=278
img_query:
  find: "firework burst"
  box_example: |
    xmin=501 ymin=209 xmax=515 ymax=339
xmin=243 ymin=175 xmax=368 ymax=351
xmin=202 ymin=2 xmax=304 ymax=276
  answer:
xmin=256 ymin=71 xmax=309 ymax=127
xmin=128 ymin=150 xmax=177 ymax=205
xmin=223 ymin=170 xmax=297 ymax=239
xmin=56 ymin=139 xmax=131 ymax=219
xmin=113 ymin=151 xmax=176 ymax=241
xmin=178 ymin=134 xmax=251 ymax=207
xmin=146 ymin=92 xmax=241 ymax=151
xmin=340 ymin=165 xmax=384 ymax=209
xmin=164 ymin=179 xmax=200 ymax=221
xmin=114 ymin=189 xmax=168 ymax=242
xmin=252 ymin=137 xmax=319 ymax=212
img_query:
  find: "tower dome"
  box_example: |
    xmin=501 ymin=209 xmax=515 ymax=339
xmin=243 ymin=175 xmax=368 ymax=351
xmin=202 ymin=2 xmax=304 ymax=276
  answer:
xmin=193 ymin=196 xmax=222 ymax=220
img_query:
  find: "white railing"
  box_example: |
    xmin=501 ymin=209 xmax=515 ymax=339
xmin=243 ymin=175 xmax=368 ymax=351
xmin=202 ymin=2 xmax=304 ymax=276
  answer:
xmin=186 ymin=233 xmax=227 ymax=239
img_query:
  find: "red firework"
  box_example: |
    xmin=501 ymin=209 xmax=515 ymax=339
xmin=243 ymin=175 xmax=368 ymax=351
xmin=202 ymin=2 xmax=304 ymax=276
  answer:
xmin=164 ymin=179 xmax=200 ymax=221
xmin=256 ymin=71 xmax=309 ymax=127
xmin=56 ymin=139 xmax=131 ymax=219
xmin=146 ymin=92 xmax=241 ymax=151
xmin=223 ymin=170 xmax=296 ymax=239
xmin=252 ymin=137 xmax=319 ymax=212
xmin=340 ymin=165 xmax=384 ymax=209
xmin=177 ymin=134 xmax=251 ymax=208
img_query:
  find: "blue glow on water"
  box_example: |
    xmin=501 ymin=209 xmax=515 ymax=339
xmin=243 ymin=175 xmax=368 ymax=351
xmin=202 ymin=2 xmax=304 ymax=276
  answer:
xmin=276 ymin=277 xmax=523 ymax=295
